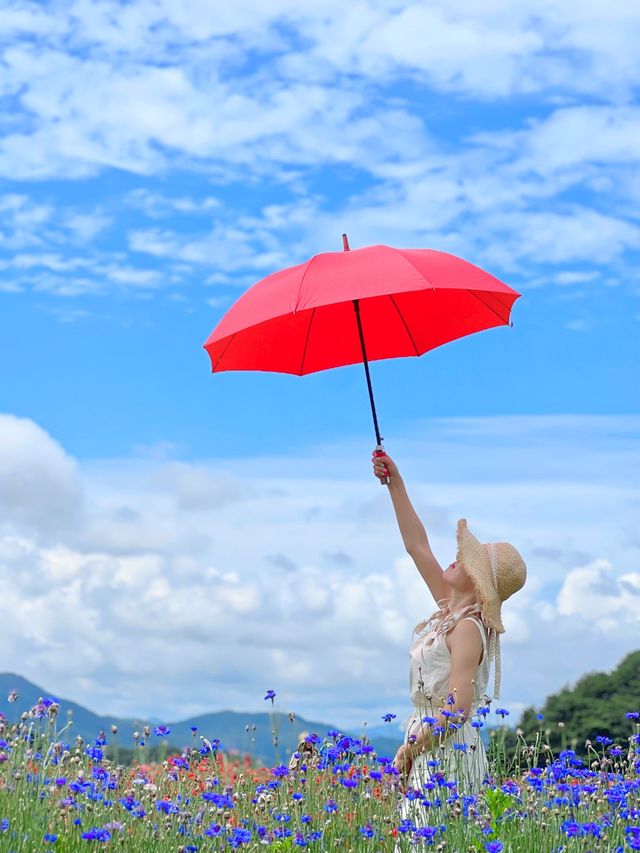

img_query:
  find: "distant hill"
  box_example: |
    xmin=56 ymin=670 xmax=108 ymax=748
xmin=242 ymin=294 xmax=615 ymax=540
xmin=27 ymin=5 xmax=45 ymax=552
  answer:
xmin=0 ymin=673 xmax=403 ymax=766
xmin=517 ymin=649 xmax=640 ymax=753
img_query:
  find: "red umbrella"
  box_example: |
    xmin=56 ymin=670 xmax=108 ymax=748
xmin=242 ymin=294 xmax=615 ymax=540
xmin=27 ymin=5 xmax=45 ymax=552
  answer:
xmin=204 ymin=235 xmax=521 ymax=483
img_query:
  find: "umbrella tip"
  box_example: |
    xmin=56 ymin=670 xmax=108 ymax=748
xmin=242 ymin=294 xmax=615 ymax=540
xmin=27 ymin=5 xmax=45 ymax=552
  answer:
xmin=342 ymin=233 xmax=350 ymax=251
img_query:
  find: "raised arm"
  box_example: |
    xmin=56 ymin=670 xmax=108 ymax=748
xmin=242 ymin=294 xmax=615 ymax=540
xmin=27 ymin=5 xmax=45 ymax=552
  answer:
xmin=372 ymin=451 xmax=448 ymax=605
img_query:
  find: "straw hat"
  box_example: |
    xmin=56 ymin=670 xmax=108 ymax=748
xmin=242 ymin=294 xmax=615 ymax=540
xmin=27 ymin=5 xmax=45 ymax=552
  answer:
xmin=456 ymin=518 xmax=526 ymax=633
xmin=455 ymin=519 xmax=527 ymax=700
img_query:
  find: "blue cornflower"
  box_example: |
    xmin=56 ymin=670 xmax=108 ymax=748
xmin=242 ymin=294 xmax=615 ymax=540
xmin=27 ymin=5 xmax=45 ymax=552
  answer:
xmin=156 ymin=800 xmax=179 ymax=814
xmin=292 ymin=792 xmax=304 ymax=801
xmin=293 ymin=832 xmax=307 ymax=847
xmin=85 ymin=746 xmax=103 ymax=762
xmin=453 ymin=743 xmax=468 ymax=753
xmin=271 ymin=765 xmax=290 ymax=778
xmin=44 ymin=834 xmax=58 ymax=843
xmin=626 ymin=827 xmax=640 ymax=850
xmin=152 ymin=725 xmax=170 ymax=737
xmin=536 ymin=713 xmax=544 ymax=720
xmin=472 ymin=720 xmax=484 ymax=728
xmin=397 ymin=819 xmax=414 ymax=834
xmin=301 ymin=814 xmax=312 ymax=824
xmin=190 ymin=726 xmax=198 ymax=732
xmin=422 ymin=715 xmax=438 ymax=724
xmin=495 ymin=708 xmax=510 ymax=718
xmin=274 ymin=828 xmax=292 ymax=839
xmin=370 ymin=770 xmax=382 ymax=780
xmin=340 ymin=777 xmax=358 ymax=788
xmin=478 ymin=706 xmax=490 ymax=717
xmin=228 ymin=827 xmax=251 ymax=847
xmin=264 ymin=690 xmax=276 ymax=702
xmin=625 ymin=712 xmax=640 ymax=722
xmin=304 ymin=733 xmax=320 ymax=744
xmin=205 ymin=824 xmax=223 ymax=838
xmin=596 ymin=735 xmax=612 ymax=745
xmin=446 ymin=693 xmax=456 ymax=705
xmin=273 ymin=813 xmax=291 ymax=822
xmin=81 ymin=828 xmax=111 ymax=842
xmin=485 ymin=842 xmax=504 ymax=853
xmin=324 ymin=799 xmax=338 ymax=813
xmin=202 ymin=793 xmax=233 ymax=809
xmin=561 ymin=820 xmax=580 ymax=837
xmin=582 ymin=822 xmax=602 ymax=839
xmin=382 ymin=713 xmax=397 ymax=722
xmin=416 ymin=826 xmax=439 ymax=842
xmin=359 ymin=825 xmax=375 ymax=838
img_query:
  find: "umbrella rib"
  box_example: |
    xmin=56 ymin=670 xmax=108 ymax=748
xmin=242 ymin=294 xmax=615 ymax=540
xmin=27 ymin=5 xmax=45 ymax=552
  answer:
xmin=211 ymin=332 xmax=237 ymax=372
xmin=465 ymin=289 xmax=510 ymax=325
xmin=389 ymin=294 xmax=420 ymax=356
xmin=299 ymin=307 xmax=316 ymax=375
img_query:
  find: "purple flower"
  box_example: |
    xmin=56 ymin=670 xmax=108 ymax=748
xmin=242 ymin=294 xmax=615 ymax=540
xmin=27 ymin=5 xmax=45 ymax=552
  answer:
xmin=229 ymin=827 xmax=252 ymax=845
xmin=416 ymin=826 xmax=439 ymax=842
xmin=81 ymin=828 xmax=111 ymax=842
xmin=152 ymin=725 xmax=170 ymax=737
xmin=561 ymin=820 xmax=581 ymax=837
xmin=271 ymin=765 xmax=290 ymax=778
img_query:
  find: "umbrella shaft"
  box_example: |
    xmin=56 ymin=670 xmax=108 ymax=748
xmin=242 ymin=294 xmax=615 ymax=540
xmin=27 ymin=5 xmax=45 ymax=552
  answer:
xmin=353 ymin=299 xmax=382 ymax=446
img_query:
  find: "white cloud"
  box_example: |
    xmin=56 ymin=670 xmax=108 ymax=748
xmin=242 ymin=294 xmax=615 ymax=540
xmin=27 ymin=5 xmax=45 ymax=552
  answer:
xmin=0 ymin=412 xmax=638 ymax=731
xmin=0 ymin=413 xmax=82 ymax=532
xmin=557 ymin=559 xmax=640 ymax=627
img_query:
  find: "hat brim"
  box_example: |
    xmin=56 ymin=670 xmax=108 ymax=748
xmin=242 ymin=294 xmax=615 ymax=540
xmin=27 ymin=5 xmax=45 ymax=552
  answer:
xmin=456 ymin=519 xmax=504 ymax=633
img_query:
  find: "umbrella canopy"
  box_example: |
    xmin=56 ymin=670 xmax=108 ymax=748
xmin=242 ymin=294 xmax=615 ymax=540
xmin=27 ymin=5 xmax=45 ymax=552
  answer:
xmin=204 ymin=242 xmax=520 ymax=376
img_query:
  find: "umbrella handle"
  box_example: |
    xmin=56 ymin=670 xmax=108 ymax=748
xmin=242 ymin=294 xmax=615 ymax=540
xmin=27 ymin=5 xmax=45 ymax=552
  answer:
xmin=374 ymin=445 xmax=391 ymax=487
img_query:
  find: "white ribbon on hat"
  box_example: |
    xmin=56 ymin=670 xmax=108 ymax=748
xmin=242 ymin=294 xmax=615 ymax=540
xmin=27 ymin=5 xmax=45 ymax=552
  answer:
xmin=487 ymin=543 xmax=501 ymax=700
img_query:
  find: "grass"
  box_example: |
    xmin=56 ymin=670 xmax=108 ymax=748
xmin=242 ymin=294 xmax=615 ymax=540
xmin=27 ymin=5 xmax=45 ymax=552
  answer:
xmin=0 ymin=696 xmax=639 ymax=851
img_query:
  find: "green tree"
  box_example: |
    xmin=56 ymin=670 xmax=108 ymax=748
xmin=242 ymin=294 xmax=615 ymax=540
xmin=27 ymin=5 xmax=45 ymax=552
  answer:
xmin=517 ymin=649 xmax=640 ymax=756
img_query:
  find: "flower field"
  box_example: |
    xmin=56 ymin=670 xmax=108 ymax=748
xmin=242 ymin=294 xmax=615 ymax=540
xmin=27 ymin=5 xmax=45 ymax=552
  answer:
xmin=0 ymin=693 xmax=639 ymax=852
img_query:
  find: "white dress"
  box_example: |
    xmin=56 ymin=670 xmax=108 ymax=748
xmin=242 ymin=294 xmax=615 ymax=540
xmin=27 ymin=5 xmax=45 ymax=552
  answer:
xmin=398 ymin=603 xmax=491 ymax=813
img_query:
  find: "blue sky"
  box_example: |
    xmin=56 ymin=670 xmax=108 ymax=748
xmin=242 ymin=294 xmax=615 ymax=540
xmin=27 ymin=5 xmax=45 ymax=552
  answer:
xmin=0 ymin=1 xmax=639 ymax=733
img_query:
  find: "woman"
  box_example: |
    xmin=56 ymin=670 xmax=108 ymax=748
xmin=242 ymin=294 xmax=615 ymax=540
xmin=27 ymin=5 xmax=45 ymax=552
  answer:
xmin=372 ymin=450 xmax=527 ymax=803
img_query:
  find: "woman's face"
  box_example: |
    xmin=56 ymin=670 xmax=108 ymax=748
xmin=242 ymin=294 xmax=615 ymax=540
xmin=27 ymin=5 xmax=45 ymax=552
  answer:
xmin=443 ymin=560 xmax=475 ymax=593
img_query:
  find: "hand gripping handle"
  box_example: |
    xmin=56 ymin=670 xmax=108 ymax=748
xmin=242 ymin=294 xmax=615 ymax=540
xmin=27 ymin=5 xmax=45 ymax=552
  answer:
xmin=373 ymin=444 xmax=391 ymax=486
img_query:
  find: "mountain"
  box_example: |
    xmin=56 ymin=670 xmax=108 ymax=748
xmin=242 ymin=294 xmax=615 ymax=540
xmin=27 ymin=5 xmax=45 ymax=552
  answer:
xmin=0 ymin=673 xmax=403 ymax=766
